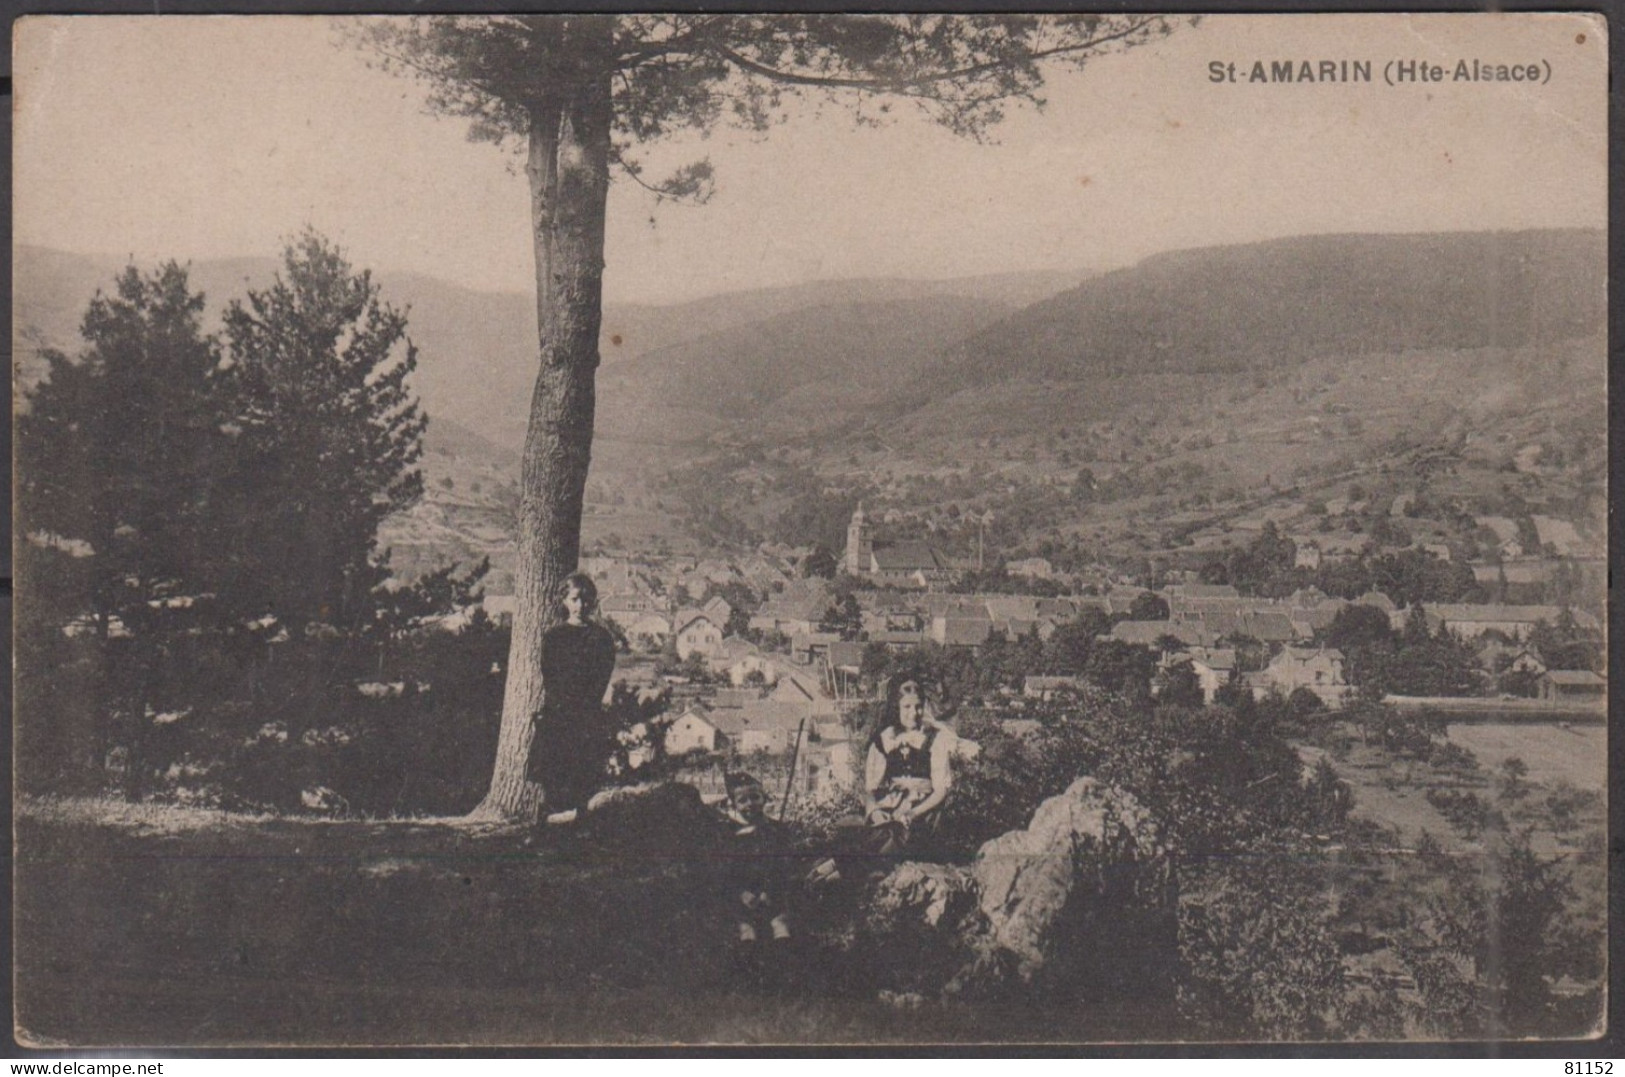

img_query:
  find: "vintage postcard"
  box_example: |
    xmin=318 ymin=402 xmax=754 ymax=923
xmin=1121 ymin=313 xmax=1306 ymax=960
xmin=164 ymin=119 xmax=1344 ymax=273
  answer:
xmin=12 ymin=12 xmax=1607 ymax=1047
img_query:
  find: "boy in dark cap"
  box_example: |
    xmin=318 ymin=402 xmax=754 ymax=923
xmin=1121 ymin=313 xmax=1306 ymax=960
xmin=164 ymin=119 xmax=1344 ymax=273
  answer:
xmin=717 ymin=770 xmax=793 ymax=946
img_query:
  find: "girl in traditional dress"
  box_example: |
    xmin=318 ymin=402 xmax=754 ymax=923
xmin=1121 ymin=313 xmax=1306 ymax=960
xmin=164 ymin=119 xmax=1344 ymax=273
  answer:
xmin=861 ymin=676 xmax=954 ymax=853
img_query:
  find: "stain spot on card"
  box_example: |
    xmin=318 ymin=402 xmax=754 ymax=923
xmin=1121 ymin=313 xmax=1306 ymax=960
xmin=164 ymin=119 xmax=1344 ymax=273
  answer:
xmin=1078 ymin=175 xmax=1093 ymax=187
xmin=610 ymin=334 xmax=623 ymax=346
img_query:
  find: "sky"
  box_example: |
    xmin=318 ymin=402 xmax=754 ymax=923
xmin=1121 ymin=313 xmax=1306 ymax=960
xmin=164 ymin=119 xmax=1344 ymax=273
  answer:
xmin=14 ymin=13 xmax=1608 ymax=305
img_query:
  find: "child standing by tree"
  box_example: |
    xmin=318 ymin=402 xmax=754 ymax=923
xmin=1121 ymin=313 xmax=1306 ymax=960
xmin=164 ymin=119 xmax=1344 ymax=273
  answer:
xmin=527 ymin=573 xmax=617 ymax=824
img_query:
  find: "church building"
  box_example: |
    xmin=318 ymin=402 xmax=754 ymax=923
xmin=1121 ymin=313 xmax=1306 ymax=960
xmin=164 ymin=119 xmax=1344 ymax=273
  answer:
xmin=843 ymin=503 xmax=952 ymax=588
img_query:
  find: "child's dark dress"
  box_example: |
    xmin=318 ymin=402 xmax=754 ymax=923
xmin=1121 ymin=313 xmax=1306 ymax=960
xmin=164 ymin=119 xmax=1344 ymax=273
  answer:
xmin=526 ymin=620 xmax=617 ymax=813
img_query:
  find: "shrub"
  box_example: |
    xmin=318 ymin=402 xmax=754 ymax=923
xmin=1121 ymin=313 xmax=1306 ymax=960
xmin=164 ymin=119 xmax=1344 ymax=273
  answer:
xmin=1287 ymin=686 xmax=1325 ymax=719
xmin=1425 ymin=787 xmax=1497 ymax=841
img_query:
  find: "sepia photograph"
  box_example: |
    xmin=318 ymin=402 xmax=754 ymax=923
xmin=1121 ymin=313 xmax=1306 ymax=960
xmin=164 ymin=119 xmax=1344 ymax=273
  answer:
xmin=11 ymin=12 xmax=1609 ymax=1047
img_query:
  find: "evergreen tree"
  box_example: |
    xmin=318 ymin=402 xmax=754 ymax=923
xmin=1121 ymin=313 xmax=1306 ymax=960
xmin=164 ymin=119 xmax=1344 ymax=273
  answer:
xmin=1129 ymin=590 xmax=1170 ymax=621
xmin=17 ymin=264 xmax=242 ymax=793
xmin=818 ymin=592 xmax=863 ymax=641
xmin=19 ymin=263 xmax=237 ymax=636
xmin=222 ymin=231 xmax=429 ymax=634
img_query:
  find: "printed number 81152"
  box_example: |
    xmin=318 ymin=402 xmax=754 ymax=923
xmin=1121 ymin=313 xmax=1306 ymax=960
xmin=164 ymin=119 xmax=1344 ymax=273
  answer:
xmin=1565 ymin=1065 xmax=1613 ymax=1075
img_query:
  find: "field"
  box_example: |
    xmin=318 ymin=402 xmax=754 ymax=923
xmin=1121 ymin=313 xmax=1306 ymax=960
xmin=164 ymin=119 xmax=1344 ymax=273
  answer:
xmin=1445 ymin=722 xmax=1606 ymax=791
xmin=1302 ymin=720 xmax=1606 ymax=856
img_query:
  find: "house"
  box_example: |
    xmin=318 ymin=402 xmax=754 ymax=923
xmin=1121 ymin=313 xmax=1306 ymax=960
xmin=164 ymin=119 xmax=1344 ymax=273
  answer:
xmin=1530 ymin=516 xmax=1589 ymax=557
xmin=931 ymin=611 xmax=994 ymax=650
xmin=770 ymin=668 xmax=837 ymax=713
xmin=727 ymin=656 xmax=780 ymax=687
xmin=480 ymin=594 xmax=517 ymax=625
xmin=711 ymin=701 xmax=816 ymax=755
xmin=1237 ymin=611 xmax=1300 ymax=646
xmin=711 ymin=638 xmax=780 ymax=686
xmin=1023 ymin=675 xmax=1088 ymax=701
xmin=664 ymin=705 xmax=721 ymax=756
xmin=1288 ymin=603 xmax=1346 ymax=640
xmin=861 ymin=606 xmax=924 ymax=639
xmin=749 ymin=579 xmax=833 ymax=638
xmin=1282 ymin=587 xmax=1346 ymax=637
xmin=1165 ymin=584 xmax=1241 ymax=618
xmin=1006 ymin=557 xmax=1054 ymax=581
xmin=701 ymin=594 xmax=734 ymax=630
xmin=789 ymin=630 xmax=841 ymax=665
xmin=1293 ymin=541 xmax=1322 ymax=570
xmin=1038 ymin=597 xmax=1092 ymax=621
xmin=708 ymin=686 xmax=763 ymax=710
xmin=620 ymin=611 xmax=672 ymax=650
xmin=1260 ymin=646 xmax=1348 ymax=705
xmin=599 ymin=592 xmax=662 ymax=620
xmin=1477 ymin=516 xmax=1521 ymax=546
xmin=983 ymin=595 xmax=1042 ymax=624
xmin=799 ymin=719 xmax=862 ymax=798
xmin=1504 ymin=647 xmax=1548 ymax=676
xmin=827 ymin=640 xmax=867 ymax=675
xmin=868 ymin=627 xmax=928 ymax=649
xmin=1353 ymin=590 xmax=1398 ymax=614
xmin=1537 ymin=670 xmax=1605 ymax=703
xmin=1109 ymin=620 xmax=1188 ymax=648
xmin=1185 ymin=647 xmax=1238 ymax=704
xmin=673 ymin=610 xmax=723 ymax=660
xmin=708 ymin=634 xmax=760 ymax=666
xmin=1427 ymin=603 xmax=1569 ymax=641
xmin=1470 ymin=560 xmax=1556 ymax=588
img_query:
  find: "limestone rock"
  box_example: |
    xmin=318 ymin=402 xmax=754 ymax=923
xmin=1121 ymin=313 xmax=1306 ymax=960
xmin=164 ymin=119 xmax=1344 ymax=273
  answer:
xmin=871 ymin=861 xmax=977 ymax=930
xmin=864 ymin=776 xmax=1166 ymax=997
xmin=969 ymin=776 xmax=1162 ymax=981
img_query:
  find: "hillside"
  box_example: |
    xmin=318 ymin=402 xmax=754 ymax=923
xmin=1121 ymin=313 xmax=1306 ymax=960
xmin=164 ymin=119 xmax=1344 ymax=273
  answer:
xmin=935 ymin=229 xmax=1604 ymax=390
xmin=15 ymin=245 xmax=1088 ymax=453
xmin=17 ymin=230 xmax=1604 ymax=575
xmin=652 ymin=229 xmax=1604 ymax=566
xmin=597 ymin=294 xmax=1015 ymax=443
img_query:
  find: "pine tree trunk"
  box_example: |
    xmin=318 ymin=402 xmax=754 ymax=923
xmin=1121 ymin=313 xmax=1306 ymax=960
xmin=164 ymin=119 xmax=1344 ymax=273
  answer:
xmin=474 ymin=19 xmax=614 ymax=820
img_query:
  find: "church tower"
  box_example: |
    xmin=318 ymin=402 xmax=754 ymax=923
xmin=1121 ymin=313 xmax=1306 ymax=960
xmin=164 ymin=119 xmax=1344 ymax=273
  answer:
xmin=845 ymin=502 xmax=872 ymax=576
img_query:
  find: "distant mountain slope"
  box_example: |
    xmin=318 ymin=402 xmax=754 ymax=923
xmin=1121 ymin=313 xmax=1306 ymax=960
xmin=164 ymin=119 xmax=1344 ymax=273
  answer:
xmin=600 ymin=267 xmax=1090 ymax=354
xmin=14 ymin=245 xmax=1088 ymax=452
xmin=938 ymin=229 xmax=1605 ymax=390
xmin=597 ymin=294 xmax=1015 ymax=441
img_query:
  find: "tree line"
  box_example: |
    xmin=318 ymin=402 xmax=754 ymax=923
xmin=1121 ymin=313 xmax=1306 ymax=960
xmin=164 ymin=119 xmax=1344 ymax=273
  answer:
xmin=18 ymin=233 xmax=496 ymax=811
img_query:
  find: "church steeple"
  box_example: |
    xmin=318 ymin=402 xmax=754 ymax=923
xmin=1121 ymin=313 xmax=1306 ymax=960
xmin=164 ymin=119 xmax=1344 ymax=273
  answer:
xmin=845 ymin=501 xmax=871 ymax=576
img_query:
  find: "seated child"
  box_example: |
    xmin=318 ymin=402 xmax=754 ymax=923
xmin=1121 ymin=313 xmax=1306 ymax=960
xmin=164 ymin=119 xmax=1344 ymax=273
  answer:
xmin=717 ymin=770 xmax=792 ymax=945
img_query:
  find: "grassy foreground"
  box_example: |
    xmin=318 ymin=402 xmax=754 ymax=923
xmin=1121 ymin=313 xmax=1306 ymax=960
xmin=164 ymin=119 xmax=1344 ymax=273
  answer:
xmin=14 ymin=798 xmax=1160 ymax=1048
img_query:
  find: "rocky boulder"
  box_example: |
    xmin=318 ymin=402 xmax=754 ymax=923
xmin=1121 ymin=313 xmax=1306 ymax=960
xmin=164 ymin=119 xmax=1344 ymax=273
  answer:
xmin=970 ymin=776 xmax=1164 ymax=981
xmin=865 ymin=776 xmax=1169 ymax=997
xmin=871 ymin=861 xmax=979 ymax=930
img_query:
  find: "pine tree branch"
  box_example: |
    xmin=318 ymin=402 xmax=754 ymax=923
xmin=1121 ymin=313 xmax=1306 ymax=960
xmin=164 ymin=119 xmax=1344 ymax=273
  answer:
xmin=707 ymin=17 xmax=1162 ymax=95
